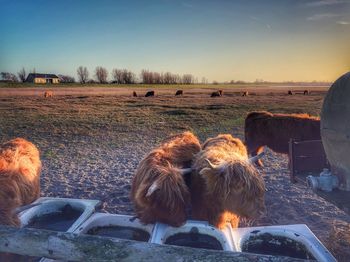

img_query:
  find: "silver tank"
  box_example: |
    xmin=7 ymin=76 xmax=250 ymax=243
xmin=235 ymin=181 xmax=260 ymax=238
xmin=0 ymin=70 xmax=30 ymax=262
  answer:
xmin=321 ymin=72 xmax=350 ymax=191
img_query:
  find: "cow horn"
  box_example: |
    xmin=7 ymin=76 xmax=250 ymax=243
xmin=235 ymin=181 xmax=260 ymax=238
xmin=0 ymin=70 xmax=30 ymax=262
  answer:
xmin=179 ymin=168 xmax=192 ymax=175
xmin=248 ymin=149 xmax=265 ymax=164
xmin=205 ymin=159 xmax=219 ymax=169
xmin=14 ymin=202 xmax=42 ymax=214
xmin=146 ymin=182 xmax=158 ymax=197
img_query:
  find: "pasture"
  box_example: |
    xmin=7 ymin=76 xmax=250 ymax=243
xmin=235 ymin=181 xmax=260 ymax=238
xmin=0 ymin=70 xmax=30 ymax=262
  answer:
xmin=1 ymin=85 xmax=349 ymax=260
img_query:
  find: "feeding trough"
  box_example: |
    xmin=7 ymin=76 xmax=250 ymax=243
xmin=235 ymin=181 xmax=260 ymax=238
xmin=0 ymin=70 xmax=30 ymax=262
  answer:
xmin=20 ymin=197 xmax=100 ymax=232
xmin=74 ymin=213 xmax=154 ymax=242
xmin=17 ymin=197 xmax=100 ymax=262
xmin=321 ymin=71 xmax=350 ymax=190
xmin=151 ymin=220 xmax=233 ymax=251
xmin=222 ymin=224 xmax=336 ymax=262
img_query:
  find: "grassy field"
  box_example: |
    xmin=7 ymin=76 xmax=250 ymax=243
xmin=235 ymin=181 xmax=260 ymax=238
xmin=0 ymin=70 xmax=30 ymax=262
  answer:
xmin=0 ymin=86 xmax=327 ymax=145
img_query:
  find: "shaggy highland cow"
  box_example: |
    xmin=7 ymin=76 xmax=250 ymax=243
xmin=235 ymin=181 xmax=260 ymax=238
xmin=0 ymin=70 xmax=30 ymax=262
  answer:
xmin=175 ymin=90 xmax=183 ymax=96
xmin=191 ymin=134 xmax=265 ymax=229
xmin=210 ymin=90 xmax=222 ymax=97
xmin=44 ymin=91 xmax=53 ymax=98
xmin=245 ymin=111 xmax=321 ymax=166
xmin=145 ymin=91 xmax=155 ymax=97
xmin=131 ymin=131 xmax=201 ymax=227
xmin=0 ymin=138 xmax=41 ymax=227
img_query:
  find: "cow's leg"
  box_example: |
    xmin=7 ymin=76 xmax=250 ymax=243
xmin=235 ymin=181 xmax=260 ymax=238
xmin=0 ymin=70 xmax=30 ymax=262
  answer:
xmin=252 ymin=146 xmax=265 ymax=167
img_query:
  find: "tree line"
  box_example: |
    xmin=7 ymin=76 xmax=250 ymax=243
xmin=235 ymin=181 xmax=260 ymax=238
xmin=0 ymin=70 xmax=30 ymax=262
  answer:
xmin=0 ymin=66 xmax=196 ymax=85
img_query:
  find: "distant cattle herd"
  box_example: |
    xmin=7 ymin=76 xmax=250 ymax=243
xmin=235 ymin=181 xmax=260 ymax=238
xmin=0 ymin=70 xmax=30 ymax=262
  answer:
xmin=42 ymin=89 xmax=311 ymax=98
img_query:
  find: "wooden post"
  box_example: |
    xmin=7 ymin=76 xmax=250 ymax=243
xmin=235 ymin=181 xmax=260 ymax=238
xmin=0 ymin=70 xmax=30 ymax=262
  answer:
xmin=0 ymin=225 xmax=305 ymax=261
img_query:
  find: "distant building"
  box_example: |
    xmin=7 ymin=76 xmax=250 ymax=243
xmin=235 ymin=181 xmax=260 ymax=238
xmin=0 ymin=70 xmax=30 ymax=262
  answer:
xmin=25 ymin=73 xmax=60 ymax=84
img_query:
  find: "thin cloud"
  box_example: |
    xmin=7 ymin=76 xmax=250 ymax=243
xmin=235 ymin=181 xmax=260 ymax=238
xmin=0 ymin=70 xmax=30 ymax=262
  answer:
xmin=337 ymin=20 xmax=350 ymax=24
xmin=249 ymin=16 xmax=272 ymax=30
xmin=307 ymin=13 xmax=341 ymax=20
xmin=305 ymin=0 xmax=348 ymax=7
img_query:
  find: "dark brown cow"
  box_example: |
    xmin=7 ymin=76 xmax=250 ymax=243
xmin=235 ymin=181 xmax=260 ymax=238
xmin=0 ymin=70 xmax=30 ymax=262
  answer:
xmin=145 ymin=91 xmax=155 ymax=97
xmin=133 ymin=91 xmax=138 ymax=97
xmin=175 ymin=90 xmax=183 ymax=96
xmin=288 ymin=90 xmax=293 ymax=95
xmin=131 ymin=131 xmax=201 ymax=227
xmin=244 ymin=111 xmax=321 ymax=166
xmin=191 ymin=134 xmax=265 ymax=229
xmin=304 ymin=90 xmax=309 ymax=95
xmin=211 ymin=90 xmax=222 ymax=97
xmin=242 ymin=91 xmax=249 ymax=97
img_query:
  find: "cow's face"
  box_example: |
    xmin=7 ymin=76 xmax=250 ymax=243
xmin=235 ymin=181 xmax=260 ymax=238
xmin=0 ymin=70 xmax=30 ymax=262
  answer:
xmin=145 ymin=168 xmax=190 ymax=227
xmin=200 ymin=159 xmax=265 ymax=219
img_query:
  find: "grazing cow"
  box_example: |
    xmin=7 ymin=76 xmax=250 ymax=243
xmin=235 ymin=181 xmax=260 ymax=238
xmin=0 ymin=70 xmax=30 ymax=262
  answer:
xmin=288 ymin=90 xmax=293 ymax=95
xmin=133 ymin=91 xmax=138 ymax=97
xmin=44 ymin=91 xmax=53 ymax=98
xmin=131 ymin=131 xmax=201 ymax=227
xmin=304 ymin=90 xmax=309 ymax=95
xmin=0 ymin=138 xmax=41 ymax=227
xmin=191 ymin=134 xmax=265 ymax=229
xmin=244 ymin=111 xmax=321 ymax=166
xmin=211 ymin=90 xmax=222 ymax=97
xmin=175 ymin=90 xmax=183 ymax=96
xmin=145 ymin=91 xmax=155 ymax=97
xmin=242 ymin=91 xmax=249 ymax=97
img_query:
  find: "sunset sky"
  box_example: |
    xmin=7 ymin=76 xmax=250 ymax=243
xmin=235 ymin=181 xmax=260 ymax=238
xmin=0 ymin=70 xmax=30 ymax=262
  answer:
xmin=0 ymin=0 xmax=349 ymax=82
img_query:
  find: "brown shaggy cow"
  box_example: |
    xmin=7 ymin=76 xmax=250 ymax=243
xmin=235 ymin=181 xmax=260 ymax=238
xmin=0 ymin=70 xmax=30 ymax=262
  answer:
xmin=131 ymin=131 xmax=201 ymax=227
xmin=44 ymin=91 xmax=53 ymax=98
xmin=0 ymin=138 xmax=41 ymax=227
xmin=175 ymin=90 xmax=183 ymax=96
xmin=288 ymin=90 xmax=293 ymax=95
xmin=304 ymin=90 xmax=309 ymax=95
xmin=245 ymin=111 xmax=321 ymax=166
xmin=191 ymin=134 xmax=265 ymax=229
xmin=133 ymin=91 xmax=138 ymax=97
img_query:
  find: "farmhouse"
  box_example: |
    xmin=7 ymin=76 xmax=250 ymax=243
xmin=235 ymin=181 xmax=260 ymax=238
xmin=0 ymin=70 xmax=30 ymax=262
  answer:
xmin=26 ymin=73 xmax=60 ymax=84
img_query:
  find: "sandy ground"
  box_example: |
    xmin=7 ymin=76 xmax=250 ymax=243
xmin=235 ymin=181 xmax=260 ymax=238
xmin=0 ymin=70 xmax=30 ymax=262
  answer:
xmin=1 ymin=85 xmax=349 ymax=260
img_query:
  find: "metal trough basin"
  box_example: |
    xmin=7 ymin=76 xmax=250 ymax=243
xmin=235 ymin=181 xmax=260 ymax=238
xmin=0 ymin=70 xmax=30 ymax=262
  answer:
xmin=221 ymin=224 xmax=336 ymax=262
xmin=74 ymin=213 xmax=154 ymax=242
xmin=151 ymin=220 xmax=233 ymax=251
xmin=20 ymin=197 xmax=100 ymax=233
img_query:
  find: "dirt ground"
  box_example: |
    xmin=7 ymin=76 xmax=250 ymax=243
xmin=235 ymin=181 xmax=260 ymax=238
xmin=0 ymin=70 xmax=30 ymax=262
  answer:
xmin=0 ymin=85 xmax=349 ymax=261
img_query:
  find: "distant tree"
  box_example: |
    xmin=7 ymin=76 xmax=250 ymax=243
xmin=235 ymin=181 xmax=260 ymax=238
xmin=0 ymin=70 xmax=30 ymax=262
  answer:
xmin=182 ymin=74 xmax=194 ymax=84
xmin=112 ymin=69 xmax=124 ymax=84
xmin=112 ymin=69 xmax=136 ymax=84
xmin=77 ymin=66 xmax=89 ymax=84
xmin=95 ymin=66 xmax=108 ymax=83
xmin=0 ymin=72 xmax=18 ymax=82
xmin=58 ymin=74 xmax=75 ymax=83
xmin=17 ymin=67 xmax=26 ymax=82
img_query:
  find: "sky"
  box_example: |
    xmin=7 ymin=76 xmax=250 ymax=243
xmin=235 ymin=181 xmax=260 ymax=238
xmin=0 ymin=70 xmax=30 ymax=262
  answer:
xmin=0 ymin=0 xmax=349 ymax=82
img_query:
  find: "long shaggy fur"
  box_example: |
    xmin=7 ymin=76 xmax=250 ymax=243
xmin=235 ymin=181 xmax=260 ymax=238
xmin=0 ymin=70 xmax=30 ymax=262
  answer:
xmin=0 ymin=138 xmax=41 ymax=227
xmin=191 ymin=134 xmax=265 ymax=229
xmin=244 ymin=111 xmax=320 ymax=166
xmin=131 ymin=131 xmax=201 ymax=227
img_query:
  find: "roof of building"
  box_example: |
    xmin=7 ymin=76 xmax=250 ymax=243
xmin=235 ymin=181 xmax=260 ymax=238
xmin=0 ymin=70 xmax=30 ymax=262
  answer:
xmin=27 ymin=73 xmax=59 ymax=79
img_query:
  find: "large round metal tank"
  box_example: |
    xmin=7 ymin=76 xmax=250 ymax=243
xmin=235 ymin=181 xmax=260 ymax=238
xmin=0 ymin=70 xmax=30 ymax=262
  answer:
xmin=321 ymin=72 xmax=350 ymax=191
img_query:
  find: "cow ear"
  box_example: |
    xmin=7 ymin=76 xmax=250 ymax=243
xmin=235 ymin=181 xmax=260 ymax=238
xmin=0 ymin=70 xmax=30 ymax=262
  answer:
xmin=146 ymin=182 xmax=158 ymax=197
